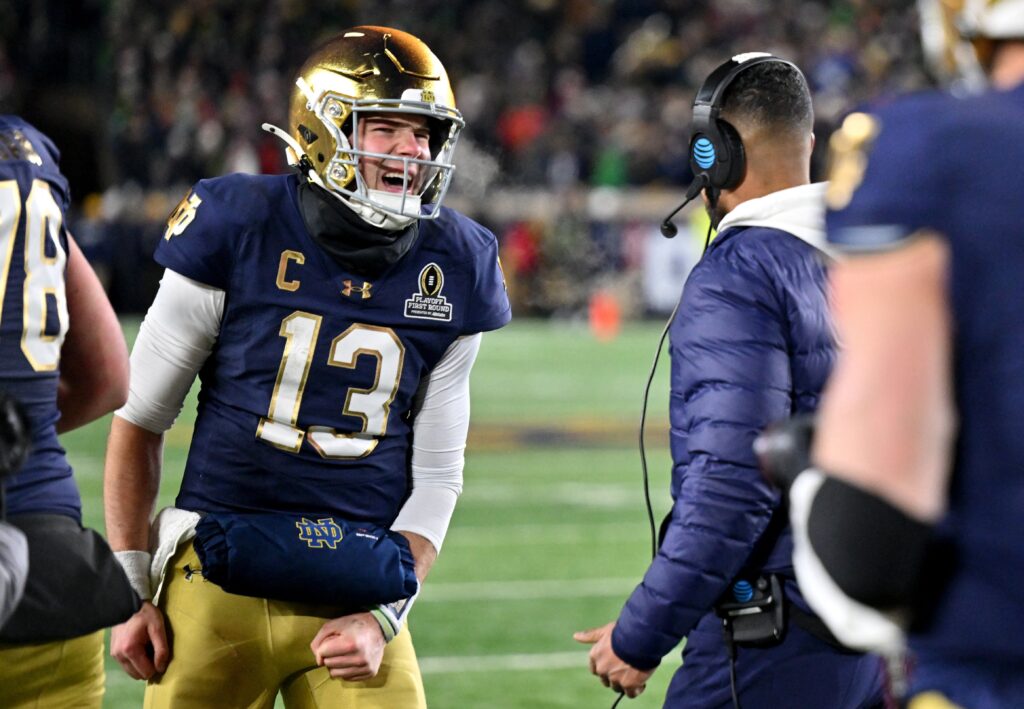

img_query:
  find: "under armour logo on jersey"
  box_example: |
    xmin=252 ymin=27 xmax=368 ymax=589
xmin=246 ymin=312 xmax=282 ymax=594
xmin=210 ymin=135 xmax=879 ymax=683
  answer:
xmin=342 ymin=280 xmax=372 ymax=299
xmin=296 ymin=518 xmax=344 ymax=549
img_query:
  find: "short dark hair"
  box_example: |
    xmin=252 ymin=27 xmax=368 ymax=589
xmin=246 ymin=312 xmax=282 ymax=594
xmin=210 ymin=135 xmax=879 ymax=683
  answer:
xmin=721 ymin=61 xmax=813 ymax=137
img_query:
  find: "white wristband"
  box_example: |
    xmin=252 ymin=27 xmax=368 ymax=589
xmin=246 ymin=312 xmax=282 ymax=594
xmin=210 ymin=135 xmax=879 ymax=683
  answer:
xmin=370 ymin=605 xmax=401 ymax=642
xmin=371 ymin=590 xmax=418 ymax=643
xmin=114 ymin=550 xmax=153 ymax=601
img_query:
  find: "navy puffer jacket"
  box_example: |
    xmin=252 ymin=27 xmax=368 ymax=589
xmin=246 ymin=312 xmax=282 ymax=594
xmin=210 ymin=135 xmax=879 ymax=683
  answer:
xmin=611 ymin=189 xmax=835 ymax=670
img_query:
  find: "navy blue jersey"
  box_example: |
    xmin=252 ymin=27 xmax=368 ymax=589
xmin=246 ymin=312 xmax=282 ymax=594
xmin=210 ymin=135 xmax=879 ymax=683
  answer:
xmin=157 ymin=173 xmax=509 ymax=526
xmin=0 ymin=116 xmax=77 ymax=519
xmin=826 ymin=84 xmax=1024 ymax=663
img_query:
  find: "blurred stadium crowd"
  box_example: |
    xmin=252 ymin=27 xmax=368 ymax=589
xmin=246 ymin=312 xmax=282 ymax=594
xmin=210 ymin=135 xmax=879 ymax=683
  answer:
xmin=0 ymin=0 xmax=930 ymax=315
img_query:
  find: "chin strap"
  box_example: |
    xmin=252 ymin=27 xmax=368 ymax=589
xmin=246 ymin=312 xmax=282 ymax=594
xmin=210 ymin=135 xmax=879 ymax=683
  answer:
xmin=262 ymin=122 xmax=417 ymax=231
xmin=344 ymin=190 xmax=418 ymax=231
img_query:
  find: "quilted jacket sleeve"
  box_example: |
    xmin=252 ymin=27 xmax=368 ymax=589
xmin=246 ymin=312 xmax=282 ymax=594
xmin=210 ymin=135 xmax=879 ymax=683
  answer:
xmin=611 ymin=234 xmax=796 ymax=670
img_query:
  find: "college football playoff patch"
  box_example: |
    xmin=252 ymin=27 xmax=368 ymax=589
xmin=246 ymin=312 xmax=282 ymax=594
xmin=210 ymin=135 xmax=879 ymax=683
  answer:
xmin=404 ymin=263 xmax=453 ymax=321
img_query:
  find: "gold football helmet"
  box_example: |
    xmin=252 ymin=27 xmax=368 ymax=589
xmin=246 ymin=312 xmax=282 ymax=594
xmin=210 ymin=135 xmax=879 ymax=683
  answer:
xmin=264 ymin=26 xmax=464 ymax=229
xmin=919 ymin=0 xmax=1024 ymax=86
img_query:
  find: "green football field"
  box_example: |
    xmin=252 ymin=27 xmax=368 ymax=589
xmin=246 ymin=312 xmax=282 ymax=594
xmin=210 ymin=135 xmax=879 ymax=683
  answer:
xmin=61 ymin=317 xmax=684 ymax=708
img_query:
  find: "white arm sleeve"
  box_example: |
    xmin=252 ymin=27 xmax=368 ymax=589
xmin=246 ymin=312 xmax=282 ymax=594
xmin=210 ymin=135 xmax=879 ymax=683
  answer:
xmin=0 ymin=522 xmax=28 ymax=628
xmin=116 ymin=269 xmax=224 ymax=433
xmin=390 ymin=333 xmax=481 ymax=552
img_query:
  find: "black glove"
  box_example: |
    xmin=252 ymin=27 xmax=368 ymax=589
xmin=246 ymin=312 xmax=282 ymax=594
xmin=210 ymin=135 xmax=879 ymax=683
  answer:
xmin=753 ymin=415 xmax=815 ymax=494
xmin=0 ymin=391 xmax=31 ymax=519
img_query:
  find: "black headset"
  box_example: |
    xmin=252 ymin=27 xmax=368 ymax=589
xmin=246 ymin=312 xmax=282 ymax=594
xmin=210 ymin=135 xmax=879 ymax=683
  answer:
xmin=661 ymin=52 xmax=799 ymax=238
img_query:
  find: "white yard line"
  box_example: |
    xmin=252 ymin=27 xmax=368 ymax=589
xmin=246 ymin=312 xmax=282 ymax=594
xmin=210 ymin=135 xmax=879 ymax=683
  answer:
xmin=445 ymin=521 xmax=645 ymax=546
xmin=461 ymin=483 xmax=637 ymax=508
xmin=421 ymin=577 xmax=637 ymax=602
xmin=419 ymin=651 xmax=590 ymax=674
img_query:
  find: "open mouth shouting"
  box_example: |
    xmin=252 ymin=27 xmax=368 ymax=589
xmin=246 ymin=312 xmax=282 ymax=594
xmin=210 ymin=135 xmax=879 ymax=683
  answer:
xmin=380 ymin=170 xmax=417 ymax=193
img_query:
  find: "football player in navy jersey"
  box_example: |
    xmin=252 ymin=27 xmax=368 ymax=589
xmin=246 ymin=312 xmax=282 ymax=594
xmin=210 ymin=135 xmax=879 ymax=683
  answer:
xmin=765 ymin=1 xmax=1024 ymax=707
xmin=104 ymin=26 xmax=510 ymax=708
xmin=0 ymin=116 xmax=136 ymax=707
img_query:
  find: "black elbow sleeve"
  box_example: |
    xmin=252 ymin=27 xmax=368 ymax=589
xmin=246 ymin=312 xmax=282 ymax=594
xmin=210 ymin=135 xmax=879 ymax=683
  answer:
xmin=807 ymin=476 xmax=934 ymax=609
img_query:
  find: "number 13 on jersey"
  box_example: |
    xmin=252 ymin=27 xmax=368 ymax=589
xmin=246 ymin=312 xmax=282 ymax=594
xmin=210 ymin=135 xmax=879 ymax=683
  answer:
xmin=256 ymin=313 xmax=406 ymax=459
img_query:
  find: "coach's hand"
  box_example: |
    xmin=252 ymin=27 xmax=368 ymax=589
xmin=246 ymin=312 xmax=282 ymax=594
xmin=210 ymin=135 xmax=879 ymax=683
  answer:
xmin=110 ymin=601 xmax=170 ymax=680
xmin=575 ymin=621 xmax=653 ymax=698
xmin=312 ymin=611 xmax=386 ymax=681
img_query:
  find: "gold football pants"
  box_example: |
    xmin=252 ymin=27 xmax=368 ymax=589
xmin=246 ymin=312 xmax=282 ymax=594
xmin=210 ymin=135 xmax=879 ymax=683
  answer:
xmin=145 ymin=543 xmax=426 ymax=709
xmin=0 ymin=629 xmax=104 ymax=708
xmin=908 ymin=692 xmax=965 ymax=709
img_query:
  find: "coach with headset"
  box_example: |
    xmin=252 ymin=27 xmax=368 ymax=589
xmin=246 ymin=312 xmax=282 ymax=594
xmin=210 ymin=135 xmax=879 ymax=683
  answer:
xmin=575 ymin=54 xmax=885 ymax=707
